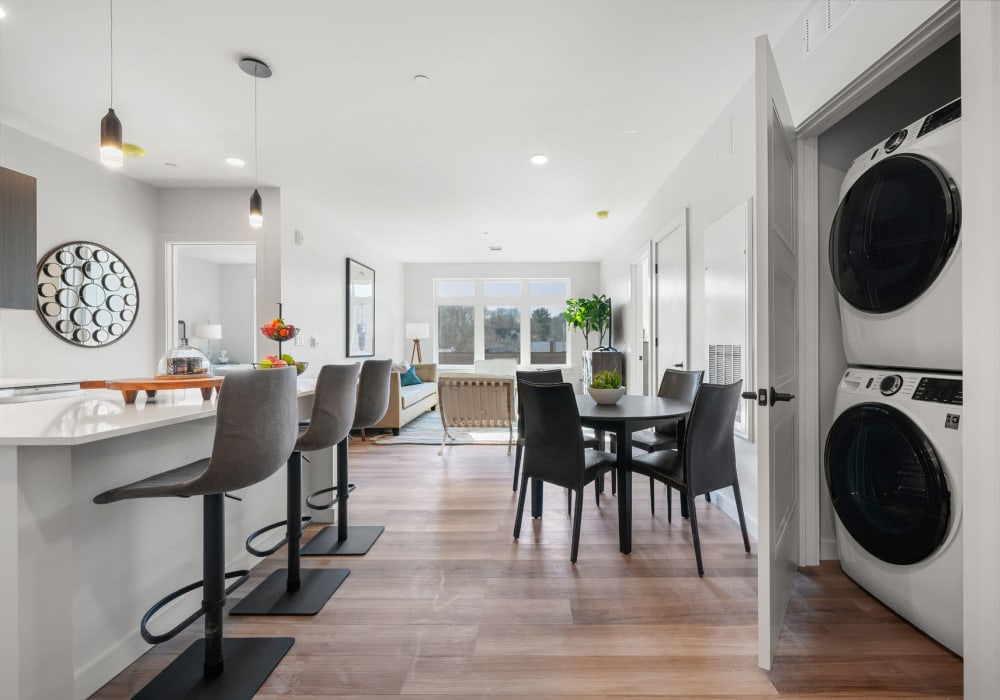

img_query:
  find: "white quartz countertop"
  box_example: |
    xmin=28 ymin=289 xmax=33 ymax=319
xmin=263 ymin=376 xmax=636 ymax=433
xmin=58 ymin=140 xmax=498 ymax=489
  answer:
xmin=0 ymin=379 xmax=316 ymax=447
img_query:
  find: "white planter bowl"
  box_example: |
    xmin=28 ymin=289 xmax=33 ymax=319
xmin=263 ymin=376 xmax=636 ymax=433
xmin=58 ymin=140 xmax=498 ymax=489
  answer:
xmin=588 ymin=386 xmax=626 ymax=405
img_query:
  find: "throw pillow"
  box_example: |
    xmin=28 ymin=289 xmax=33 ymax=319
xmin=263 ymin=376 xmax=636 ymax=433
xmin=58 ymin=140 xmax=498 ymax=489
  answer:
xmin=400 ymin=366 xmax=423 ymax=386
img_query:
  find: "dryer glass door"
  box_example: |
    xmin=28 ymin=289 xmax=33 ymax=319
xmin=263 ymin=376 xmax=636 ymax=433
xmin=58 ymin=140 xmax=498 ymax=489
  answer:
xmin=824 ymin=403 xmax=950 ymax=565
xmin=829 ymin=154 xmax=960 ymax=313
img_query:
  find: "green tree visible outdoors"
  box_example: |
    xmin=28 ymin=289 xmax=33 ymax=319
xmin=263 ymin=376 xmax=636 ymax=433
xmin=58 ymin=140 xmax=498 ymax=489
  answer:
xmin=438 ymin=305 xmax=474 ymax=351
xmin=485 ymin=307 xmax=519 ymax=351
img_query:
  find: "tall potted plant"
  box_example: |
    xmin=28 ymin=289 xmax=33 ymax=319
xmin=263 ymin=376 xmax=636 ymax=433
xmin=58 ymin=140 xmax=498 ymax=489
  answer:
xmin=563 ymin=294 xmax=611 ymax=350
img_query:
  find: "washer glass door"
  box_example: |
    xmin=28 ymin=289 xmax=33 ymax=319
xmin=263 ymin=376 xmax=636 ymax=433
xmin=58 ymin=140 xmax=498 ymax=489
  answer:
xmin=825 ymin=403 xmax=950 ymax=565
xmin=829 ymin=154 xmax=960 ymax=313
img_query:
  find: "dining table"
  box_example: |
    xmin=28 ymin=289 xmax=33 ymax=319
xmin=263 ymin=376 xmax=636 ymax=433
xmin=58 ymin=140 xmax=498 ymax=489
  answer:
xmin=529 ymin=393 xmax=692 ymax=554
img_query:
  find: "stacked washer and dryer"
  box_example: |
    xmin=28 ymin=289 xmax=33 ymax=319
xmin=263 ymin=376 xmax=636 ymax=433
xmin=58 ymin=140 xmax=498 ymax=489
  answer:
xmin=825 ymin=98 xmax=963 ymax=656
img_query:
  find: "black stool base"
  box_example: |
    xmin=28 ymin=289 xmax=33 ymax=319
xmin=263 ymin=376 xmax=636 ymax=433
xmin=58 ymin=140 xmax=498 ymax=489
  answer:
xmin=301 ymin=525 xmax=384 ymax=556
xmin=229 ymin=568 xmax=350 ymax=616
xmin=133 ymin=636 xmax=293 ymax=700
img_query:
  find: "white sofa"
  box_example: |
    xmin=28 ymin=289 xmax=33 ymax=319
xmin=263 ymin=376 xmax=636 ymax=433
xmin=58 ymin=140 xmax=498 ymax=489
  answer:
xmin=369 ymin=363 xmax=438 ymax=434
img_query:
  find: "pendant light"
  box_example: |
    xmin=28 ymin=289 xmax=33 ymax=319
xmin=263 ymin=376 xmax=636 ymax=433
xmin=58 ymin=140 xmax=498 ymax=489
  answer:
xmin=100 ymin=0 xmax=123 ymax=168
xmin=240 ymin=57 xmax=271 ymax=228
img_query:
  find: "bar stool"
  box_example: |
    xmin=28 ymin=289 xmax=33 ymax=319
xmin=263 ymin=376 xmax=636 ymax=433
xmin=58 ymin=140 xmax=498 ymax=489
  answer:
xmin=302 ymin=358 xmax=391 ymax=556
xmin=92 ymin=367 xmax=298 ymax=699
xmin=231 ymin=363 xmax=361 ymax=616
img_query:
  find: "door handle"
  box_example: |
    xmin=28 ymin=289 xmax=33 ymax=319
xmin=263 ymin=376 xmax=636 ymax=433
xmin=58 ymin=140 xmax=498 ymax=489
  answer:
xmin=769 ymin=387 xmax=796 ymax=405
xmin=741 ymin=388 xmax=795 ymax=406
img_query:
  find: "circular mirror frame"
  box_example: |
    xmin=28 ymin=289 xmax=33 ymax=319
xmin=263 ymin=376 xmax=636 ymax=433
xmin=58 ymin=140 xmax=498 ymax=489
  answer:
xmin=36 ymin=241 xmax=140 ymax=348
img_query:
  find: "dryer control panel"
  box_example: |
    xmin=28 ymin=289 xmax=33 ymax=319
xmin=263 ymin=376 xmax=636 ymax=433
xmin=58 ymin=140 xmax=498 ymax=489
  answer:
xmin=839 ymin=369 xmax=962 ymax=406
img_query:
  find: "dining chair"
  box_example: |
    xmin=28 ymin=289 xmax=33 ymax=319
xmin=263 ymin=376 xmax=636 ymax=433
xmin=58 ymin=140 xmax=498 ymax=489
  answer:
xmin=629 ymin=379 xmax=750 ymax=576
xmin=512 ymin=369 xmax=603 ymax=491
xmin=632 ymin=367 xmax=704 ymax=514
xmin=512 ymin=381 xmax=617 ymax=563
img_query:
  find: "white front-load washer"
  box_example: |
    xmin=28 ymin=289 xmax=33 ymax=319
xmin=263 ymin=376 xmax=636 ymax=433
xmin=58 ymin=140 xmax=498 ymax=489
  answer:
xmin=830 ymin=98 xmax=961 ymax=372
xmin=825 ymin=367 xmax=962 ymax=655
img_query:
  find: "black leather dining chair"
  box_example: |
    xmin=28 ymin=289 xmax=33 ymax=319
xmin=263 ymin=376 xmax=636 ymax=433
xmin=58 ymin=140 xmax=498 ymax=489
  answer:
xmin=632 ymin=368 xmax=704 ymax=514
xmin=630 ymin=379 xmax=750 ymax=576
xmin=512 ymin=380 xmax=617 ymax=563
xmin=512 ymin=369 xmax=603 ymax=491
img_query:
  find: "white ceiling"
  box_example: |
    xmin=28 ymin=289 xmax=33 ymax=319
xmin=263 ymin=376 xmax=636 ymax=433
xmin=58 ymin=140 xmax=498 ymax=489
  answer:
xmin=0 ymin=0 xmax=808 ymax=263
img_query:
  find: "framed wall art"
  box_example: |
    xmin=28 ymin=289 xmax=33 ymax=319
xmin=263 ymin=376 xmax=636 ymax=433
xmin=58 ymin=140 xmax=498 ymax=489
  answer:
xmin=346 ymin=257 xmax=375 ymax=357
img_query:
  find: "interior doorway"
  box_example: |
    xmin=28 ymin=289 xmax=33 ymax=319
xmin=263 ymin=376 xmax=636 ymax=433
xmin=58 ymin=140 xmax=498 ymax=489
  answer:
xmin=654 ymin=209 xmax=689 ymax=387
xmin=629 ymin=244 xmax=653 ymax=395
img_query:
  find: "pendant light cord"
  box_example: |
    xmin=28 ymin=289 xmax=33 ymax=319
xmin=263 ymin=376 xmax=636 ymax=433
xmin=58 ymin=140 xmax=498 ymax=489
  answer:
xmin=109 ymin=0 xmax=114 ymax=107
xmin=253 ymin=66 xmax=259 ymax=187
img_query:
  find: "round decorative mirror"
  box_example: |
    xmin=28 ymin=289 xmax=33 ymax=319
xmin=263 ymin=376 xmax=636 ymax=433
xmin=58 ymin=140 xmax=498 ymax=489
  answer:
xmin=36 ymin=241 xmax=139 ymax=347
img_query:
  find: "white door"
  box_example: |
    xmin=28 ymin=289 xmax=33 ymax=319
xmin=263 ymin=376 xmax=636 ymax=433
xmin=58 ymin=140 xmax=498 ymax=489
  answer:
xmin=629 ymin=243 xmax=652 ymax=394
xmin=752 ymin=35 xmax=799 ymax=670
xmin=655 ymin=210 xmax=688 ymax=381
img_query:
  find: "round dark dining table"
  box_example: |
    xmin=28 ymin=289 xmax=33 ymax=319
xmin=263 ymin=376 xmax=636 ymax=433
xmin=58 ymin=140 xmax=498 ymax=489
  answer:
xmin=529 ymin=393 xmax=692 ymax=554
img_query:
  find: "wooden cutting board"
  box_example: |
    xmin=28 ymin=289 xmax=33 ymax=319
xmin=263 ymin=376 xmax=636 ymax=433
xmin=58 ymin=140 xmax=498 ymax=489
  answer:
xmin=105 ymin=376 xmax=224 ymax=404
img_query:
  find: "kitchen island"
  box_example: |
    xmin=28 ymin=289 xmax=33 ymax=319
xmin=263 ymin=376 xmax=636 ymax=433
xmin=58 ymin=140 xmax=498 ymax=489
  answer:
xmin=0 ymin=379 xmax=328 ymax=700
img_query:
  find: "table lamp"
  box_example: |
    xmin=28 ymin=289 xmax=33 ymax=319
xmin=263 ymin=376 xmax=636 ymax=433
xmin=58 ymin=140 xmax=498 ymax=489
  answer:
xmin=405 ymin=322 xmax=430 ymax=363
xmin=194 ymin=323 xmax=223 ymax=362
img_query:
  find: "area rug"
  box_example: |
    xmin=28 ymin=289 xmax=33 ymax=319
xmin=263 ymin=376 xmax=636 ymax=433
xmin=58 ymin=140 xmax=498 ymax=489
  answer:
xmin=368 ymin=410 xmax=513 ymax=447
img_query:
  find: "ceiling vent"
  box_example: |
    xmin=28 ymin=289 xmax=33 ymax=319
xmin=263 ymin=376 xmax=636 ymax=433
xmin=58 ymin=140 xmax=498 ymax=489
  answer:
xmin=802 ymin=0 xmax=856 ymax=57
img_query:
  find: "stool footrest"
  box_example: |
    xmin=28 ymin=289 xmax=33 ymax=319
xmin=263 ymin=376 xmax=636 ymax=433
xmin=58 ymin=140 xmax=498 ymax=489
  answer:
xmin=305 ymin=483 xmax=356 ymax=511
xmin=141 ymin=569 xmax=250 ymax=644
xmin=245 ymin=516 xmax=313 ymax=557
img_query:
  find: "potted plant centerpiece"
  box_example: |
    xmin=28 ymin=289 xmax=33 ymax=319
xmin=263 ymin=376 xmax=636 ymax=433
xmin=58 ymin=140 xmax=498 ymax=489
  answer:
xmin=564 ymin=294 xmax=623 ymax=389
xmin=588 ymin=370 xmax=625 ymax=405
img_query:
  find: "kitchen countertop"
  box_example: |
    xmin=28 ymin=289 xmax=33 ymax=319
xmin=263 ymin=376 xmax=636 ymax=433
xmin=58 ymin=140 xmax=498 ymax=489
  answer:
xmin=0 ymin=378 xmax=316 ymax=447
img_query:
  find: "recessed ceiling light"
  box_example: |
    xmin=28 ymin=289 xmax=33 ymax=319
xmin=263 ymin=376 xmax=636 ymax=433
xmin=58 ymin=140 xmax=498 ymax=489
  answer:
xmin=413 ymin=74 xmax=430 ymax=83
xmin=164 ymin=162 xmax=178 ymax=168
xmin=482 ymin=231 xmax=490 ymax=235
xmin=529 ymin=154 xmax=549 ymax=166
xmin=225 ymin=157 xmax=245 ymax=167
xmin=616 ymin=129 xmax=640 ymax=136
xmin=489 ymin=246 xmax=502 ymax=252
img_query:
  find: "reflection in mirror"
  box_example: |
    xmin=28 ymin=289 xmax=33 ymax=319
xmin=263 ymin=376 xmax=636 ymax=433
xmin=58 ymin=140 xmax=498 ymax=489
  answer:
xmin=169 ymin=243 xmax=257 ymax=367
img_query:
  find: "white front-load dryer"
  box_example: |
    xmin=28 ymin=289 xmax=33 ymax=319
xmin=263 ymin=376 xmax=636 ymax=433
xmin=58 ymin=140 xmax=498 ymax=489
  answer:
xmin=825 ymin=367 xmax=962 ymax=655
xmin=830 ymin=98 xmax=961 ymax=372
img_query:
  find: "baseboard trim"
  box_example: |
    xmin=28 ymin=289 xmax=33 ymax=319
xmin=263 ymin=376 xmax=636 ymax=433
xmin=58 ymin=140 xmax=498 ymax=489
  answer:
xmin=820 ymin=537 xmax=840 ymax=561
xmin=709 ymin=489 xmax=758 ymax=541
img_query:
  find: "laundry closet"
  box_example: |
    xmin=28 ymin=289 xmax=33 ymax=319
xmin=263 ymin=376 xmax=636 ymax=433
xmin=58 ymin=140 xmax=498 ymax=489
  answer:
xmin=814 ymin=36 xmax=962 ymax=655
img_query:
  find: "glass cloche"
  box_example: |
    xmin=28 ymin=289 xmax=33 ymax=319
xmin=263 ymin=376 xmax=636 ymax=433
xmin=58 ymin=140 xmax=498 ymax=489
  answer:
xmin=157 ymin=322 xmax=213 ymax=376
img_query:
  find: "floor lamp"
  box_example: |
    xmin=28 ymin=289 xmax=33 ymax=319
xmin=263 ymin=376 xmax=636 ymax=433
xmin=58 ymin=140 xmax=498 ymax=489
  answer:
xmin=406 ymin=322 xmax=429 ymax=363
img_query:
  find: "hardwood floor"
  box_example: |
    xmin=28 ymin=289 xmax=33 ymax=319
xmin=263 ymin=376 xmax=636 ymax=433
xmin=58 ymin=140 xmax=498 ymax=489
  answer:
xmin=91 ymin=441 xmax=962 ymax=698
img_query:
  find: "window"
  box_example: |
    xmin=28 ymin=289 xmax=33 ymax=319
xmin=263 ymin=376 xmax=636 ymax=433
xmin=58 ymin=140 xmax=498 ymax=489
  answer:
xmin=433 ymin=278 xmax=569 ymax=367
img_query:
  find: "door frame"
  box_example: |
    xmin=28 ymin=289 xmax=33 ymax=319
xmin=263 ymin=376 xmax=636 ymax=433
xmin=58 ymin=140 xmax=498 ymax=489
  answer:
xmin=793 ymin=2 xmax=959 ymax=567
xmin=652 ymin=208 xmax=689 ymax=380
xmin=629 ymin=242 xmax=653 ymax=395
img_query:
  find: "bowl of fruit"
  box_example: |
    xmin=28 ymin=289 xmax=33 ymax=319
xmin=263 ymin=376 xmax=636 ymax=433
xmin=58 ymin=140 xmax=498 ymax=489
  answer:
xmin=256 ymin=354 xmax=308 ymax=376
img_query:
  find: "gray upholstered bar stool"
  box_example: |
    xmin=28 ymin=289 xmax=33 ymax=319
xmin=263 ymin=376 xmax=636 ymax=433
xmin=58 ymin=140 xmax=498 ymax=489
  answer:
xmin=302 ymin=358 xmax=392 ymax=556
xmin=231 ymin=363 xmax=361 ymax=616
xmin=92 ymin=367 xmax=298 ymax=700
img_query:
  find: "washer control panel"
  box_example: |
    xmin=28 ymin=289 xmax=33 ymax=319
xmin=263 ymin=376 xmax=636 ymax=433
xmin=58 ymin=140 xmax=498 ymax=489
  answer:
xmin=912 ymin=377 xmax=963 ymax=406
xmin=839 ymin=369 xmax=961 ymax=405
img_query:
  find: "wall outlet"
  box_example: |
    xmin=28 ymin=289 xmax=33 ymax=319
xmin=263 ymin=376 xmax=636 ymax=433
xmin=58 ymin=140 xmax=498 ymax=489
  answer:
xmin=294 ymin=334 xmax=305 ymax=346
xmin=310 ymin=336 xmax=320 ymax=347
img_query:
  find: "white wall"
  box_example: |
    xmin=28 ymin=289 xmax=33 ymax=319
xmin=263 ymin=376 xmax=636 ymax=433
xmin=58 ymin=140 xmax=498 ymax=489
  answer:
xmin=278 ymin=188 xmax=405 ymax=372
xmin=773 ymin=0 xmax=952 ymax=126
xmin=218 ymin=263 xmax=256 ymax=363
xmin=403 ymin=261 xmax=601 ymax=388
xmin=158 ymin=187 xmax=281 ymax=362
xmin=0 ymin=127 xmax=159 ymax=379
xmin=598 ymin=81 xmax=759 ymax=533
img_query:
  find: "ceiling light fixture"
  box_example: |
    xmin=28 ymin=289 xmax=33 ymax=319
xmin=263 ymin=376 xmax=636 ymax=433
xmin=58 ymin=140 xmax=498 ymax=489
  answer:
xmin=99 ymin=0 xmax=123 ymax=168
xmin=240 ymin=57 xmax=271 ymax=229
xmin=225 ymin=156 xmax=245 ymax=167
xmin=413 ymin=74 xmax=430 ymax=83
xmin=529 ymin=154 xmax=549 ymax=166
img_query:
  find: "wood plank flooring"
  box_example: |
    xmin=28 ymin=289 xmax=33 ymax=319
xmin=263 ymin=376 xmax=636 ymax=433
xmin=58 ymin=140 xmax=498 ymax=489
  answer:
xmin=91 ymin=441 xmax=962 ymax=698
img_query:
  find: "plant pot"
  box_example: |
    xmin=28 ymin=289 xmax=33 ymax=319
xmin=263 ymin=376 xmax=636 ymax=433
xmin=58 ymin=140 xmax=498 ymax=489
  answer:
xmin=588 ymin=386 xmax=626 ymax=405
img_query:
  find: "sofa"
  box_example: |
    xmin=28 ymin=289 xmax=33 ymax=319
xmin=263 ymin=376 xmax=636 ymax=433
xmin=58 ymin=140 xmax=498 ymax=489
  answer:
xmin=369 ymin=363 xmax=438 ymax=434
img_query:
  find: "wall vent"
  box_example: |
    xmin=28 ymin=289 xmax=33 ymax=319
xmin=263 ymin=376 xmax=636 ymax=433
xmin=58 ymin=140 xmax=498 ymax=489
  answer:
xmin=802 ymin=0 xmax=857 ymax=57
xmin=708 ymin=343 xmax=743 ymax=426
